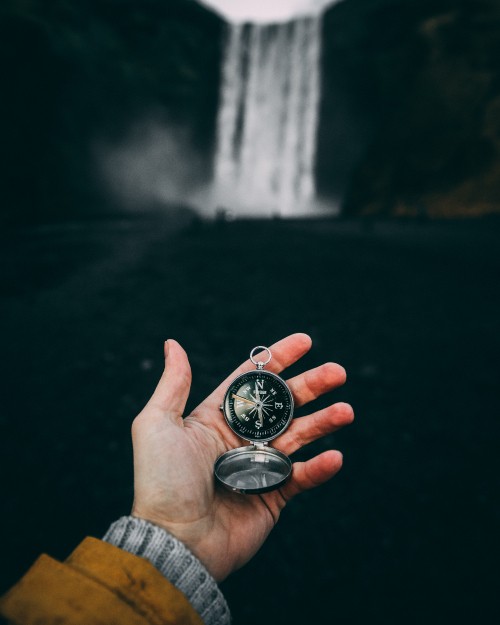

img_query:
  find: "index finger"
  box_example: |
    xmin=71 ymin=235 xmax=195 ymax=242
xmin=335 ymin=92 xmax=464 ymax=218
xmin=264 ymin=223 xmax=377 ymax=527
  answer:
xmin=199 ymin=333 xmax=312 ymax=412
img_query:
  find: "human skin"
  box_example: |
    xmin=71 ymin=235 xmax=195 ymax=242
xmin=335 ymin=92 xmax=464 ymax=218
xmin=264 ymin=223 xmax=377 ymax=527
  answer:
xmin=131 ymin=333 xmax=354 ymax=582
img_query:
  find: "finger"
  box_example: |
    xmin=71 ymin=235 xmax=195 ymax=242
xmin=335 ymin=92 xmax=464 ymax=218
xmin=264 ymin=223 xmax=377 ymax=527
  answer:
xmin=286 ymin=362 xmax=347 ymax=408
xmin=201 ymin=333 xmax=312 ymax=411
xmin=146 ymin=339 xmax=192 ymax=422
xmin=274 ymin=402 xmax=354 ymax=456
xmin=279 ymin=450 xmax=343 ymax=502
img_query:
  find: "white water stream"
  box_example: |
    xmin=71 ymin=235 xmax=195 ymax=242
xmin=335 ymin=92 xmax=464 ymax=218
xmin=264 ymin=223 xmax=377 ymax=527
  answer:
xmin=213 ymin=16 xmax=322 ymax=216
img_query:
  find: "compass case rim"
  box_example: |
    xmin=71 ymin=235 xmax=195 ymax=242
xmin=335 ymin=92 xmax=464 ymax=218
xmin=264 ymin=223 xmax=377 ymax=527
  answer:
xmin=214 ymin=445 xmax=292 ymax=494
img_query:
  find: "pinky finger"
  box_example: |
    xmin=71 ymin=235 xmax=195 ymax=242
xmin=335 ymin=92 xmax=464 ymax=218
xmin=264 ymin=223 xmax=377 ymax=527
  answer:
xmin=280 ymin=450 xmax=343 ymax=502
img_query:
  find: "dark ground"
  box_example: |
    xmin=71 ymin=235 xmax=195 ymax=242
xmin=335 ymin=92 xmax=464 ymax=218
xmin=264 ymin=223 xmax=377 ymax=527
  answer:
xmin=0 ymin=214 xmax=498 ymax=624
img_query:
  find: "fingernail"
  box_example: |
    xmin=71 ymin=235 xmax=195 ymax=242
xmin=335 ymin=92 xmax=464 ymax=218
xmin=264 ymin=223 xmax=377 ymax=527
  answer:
xmin=164 ymin=340 xmax=170 ymax=358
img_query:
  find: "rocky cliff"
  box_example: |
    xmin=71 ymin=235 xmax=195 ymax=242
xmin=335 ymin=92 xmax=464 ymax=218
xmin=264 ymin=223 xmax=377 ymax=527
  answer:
xmin=0 ymin=0 xmax=223 ymax=223
xmin=320 ymin=0 xmax=500 ymax=217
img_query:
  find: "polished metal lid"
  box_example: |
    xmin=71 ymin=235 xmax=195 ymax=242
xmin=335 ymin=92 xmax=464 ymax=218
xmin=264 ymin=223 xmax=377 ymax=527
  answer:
xmin=214 ymin=445 xmax=292 ymax=494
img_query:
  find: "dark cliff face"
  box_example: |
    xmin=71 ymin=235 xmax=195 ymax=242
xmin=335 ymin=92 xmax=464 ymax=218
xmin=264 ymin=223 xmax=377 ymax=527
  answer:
xmin=0 ymin=0 xmax=224 ymax=223
xmin=318 ymin=0 xmax=500 ymax=217
xmin=2 ymin=0 xmax=499 ymax=222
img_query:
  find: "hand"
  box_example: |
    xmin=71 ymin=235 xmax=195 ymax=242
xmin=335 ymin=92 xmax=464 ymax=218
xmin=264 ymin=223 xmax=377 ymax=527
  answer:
xmin=131 ymin=333 xmax=354 ymax=581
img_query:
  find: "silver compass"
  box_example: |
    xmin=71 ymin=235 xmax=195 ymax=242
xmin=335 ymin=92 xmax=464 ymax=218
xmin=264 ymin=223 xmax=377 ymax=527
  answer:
xmin=215 ymin=346 xmax=294 ymax=494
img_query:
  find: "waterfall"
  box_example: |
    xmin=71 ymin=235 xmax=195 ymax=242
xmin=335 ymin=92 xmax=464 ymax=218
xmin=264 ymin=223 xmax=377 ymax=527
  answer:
xmin=213 ymin=16 xmax=322 ymax=217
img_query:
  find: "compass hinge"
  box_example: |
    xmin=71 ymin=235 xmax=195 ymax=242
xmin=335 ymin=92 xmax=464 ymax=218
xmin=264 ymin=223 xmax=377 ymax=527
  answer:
xmin=253 ymin=441 xmax=268 ymax=449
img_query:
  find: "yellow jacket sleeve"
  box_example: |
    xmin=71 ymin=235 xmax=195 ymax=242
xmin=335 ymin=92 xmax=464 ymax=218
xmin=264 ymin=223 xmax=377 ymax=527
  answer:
xmin=0 ymin=537 xmax=203 ymax=625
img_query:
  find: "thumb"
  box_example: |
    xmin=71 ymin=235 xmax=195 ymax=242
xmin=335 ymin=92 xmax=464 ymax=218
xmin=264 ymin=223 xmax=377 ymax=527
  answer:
xmin=147 ymin=339 xmax=192 ymax=422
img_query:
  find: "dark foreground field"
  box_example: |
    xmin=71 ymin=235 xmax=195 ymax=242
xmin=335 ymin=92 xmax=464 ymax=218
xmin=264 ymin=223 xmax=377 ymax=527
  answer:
xmin=0 ymin=214 xmax=498 ymax=624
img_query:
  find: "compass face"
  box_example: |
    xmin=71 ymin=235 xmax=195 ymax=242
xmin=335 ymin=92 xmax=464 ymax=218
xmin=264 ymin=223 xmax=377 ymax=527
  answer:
xmin=223 ymin=370 xmax=294 ymax=442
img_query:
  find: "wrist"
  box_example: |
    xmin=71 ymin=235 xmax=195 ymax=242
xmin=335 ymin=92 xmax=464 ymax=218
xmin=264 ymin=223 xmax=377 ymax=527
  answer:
xmin=104 ymin=516 xmax=230 ymax=625
xmin=131 ymin=506 xmax=225 ymax=581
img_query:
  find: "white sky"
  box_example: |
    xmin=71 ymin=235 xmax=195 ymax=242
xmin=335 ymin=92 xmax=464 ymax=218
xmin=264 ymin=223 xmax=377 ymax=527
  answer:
xmin=199 ymin=0 xmax=338 ymax=23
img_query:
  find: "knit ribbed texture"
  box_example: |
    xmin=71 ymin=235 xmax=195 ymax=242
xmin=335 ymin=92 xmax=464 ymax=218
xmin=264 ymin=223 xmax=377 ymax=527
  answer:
xmin=103 ymin=516 xmax=230 ymax=625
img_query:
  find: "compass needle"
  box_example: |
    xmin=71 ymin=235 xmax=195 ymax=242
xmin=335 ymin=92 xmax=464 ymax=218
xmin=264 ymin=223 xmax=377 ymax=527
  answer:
xmin=231 ymin=394 xmax=257 ymax=406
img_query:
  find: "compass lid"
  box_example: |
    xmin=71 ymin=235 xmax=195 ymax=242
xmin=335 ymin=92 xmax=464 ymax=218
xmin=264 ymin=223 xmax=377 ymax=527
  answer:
xmin=214 ymin=445 xmax=292 ymax=494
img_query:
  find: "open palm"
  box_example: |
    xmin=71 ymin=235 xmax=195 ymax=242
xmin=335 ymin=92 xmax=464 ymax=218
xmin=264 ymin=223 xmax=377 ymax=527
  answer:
xmin=131 ymin=334 xmax=354 ymax=581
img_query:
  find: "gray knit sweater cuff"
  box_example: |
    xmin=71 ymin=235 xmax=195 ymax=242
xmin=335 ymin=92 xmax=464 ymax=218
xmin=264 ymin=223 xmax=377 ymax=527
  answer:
xmin=103 ymin=516 xmax=230 ymax=625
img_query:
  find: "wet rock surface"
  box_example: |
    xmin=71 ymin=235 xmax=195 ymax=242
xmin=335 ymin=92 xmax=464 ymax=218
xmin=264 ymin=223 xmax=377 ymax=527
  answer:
xmin=320 ymin=0 xmax=500 ymax=216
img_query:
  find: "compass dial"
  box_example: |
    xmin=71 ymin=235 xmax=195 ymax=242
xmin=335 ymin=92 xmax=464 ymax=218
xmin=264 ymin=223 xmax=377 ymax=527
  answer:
xmin=223 ymin=370 xmax=294 ymax=441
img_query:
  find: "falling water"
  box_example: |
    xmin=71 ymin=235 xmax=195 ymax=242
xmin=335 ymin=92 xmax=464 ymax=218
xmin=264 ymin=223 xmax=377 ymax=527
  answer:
xmin=213 ymin=16 xmax=322 ymax=217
